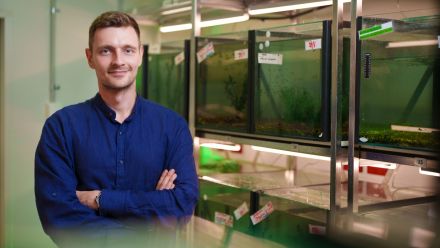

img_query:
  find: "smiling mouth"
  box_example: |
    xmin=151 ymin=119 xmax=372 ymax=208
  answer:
xmin=108 ymin=70 xmax=129 ymax=76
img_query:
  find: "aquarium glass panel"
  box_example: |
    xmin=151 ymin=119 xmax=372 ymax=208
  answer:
xmin=359 ymin=17 xmax=440 ymax=151
xmin=145 ymin=41 xmax=187 ymax=118
xmin=253 ymin=22 xmax=328 ymax=139
xmin=196 ymin=33 xmax=248 ymax=132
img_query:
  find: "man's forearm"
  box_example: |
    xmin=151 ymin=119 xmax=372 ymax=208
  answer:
xmin=77 ymin=169 xmax=177 ymax=211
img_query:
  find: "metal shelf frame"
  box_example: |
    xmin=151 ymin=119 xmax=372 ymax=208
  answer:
xmin=189 ymin=0 xmax=438 ymax=240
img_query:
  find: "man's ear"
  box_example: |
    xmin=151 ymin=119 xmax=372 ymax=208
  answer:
xmin=85 ymin=48 xmax=95 ymax=69
xmin=138 ymin=45 xmax=144 ymax=66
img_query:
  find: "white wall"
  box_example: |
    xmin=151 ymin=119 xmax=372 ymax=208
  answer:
xmin=0 ymin=1 xmax=52 ymax=246
xmin=55 ymin=0 xmax=120 ymax=107
xmin=0 ymin=0 xmax=118 ymax=247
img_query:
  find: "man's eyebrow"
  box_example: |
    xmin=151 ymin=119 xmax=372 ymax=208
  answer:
xmin=122 ymin=45 xmax=138 ymax=49
xmin=96 ymin=45 xmax=114 ymax=50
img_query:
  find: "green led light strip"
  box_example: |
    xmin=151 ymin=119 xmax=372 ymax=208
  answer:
xmin=359 ymin=21 xmax=393 ymax=40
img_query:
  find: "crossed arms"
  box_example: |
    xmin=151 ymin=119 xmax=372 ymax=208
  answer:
xmin=35 ymin=114 xmax=199 ymax=240
xmin=76 ymin=169 xmax=178 ymax=210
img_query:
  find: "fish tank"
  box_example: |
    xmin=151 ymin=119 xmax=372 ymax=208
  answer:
xmin=197 ymin=168 xmax=332 ymax=247
xmin=137 ymin=41 xmax=190 ymax=120
xmin=196 ymin=32 xmax=249 ymax=132
xmin=358 ymin=16 xmax=440 ymax=152
xmin=253 ymin=21 xmax=331 ymax=140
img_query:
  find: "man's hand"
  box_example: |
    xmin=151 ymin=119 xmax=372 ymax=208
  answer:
xmin=156 ymin=169 xmax=177 ymax=190
xmin=76 ymin=190 xmax=100 ymax=210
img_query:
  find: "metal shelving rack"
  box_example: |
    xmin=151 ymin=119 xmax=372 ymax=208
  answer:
xmin=190 ymin=0 xmax=439 ymax=242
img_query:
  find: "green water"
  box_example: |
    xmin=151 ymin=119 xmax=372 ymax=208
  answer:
xmin=196 ymin=180 xmax=344 ymax=248
xmin=359 ymin=22 xmax=440 ymax=151
xmin=254 ymin=36 xmax=324 ymax=139
xmin=145 ymin=52 xmax=187 ymax=118
xmin=196 ymin=39 xmax=248 ymax=132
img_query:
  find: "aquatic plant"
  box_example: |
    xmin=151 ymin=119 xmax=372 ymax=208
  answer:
xmin=224 ymin=75 xmax=248 ymax=112
xmin=279 ymin=86 xmax=318 ymax=124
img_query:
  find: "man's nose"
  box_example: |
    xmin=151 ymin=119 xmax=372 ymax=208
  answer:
xmin=111 ymin=50 xmax=125 ymax=65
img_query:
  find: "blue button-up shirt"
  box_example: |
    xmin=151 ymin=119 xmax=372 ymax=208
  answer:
xmin=35 ymin=94 xmax=198 ymax=240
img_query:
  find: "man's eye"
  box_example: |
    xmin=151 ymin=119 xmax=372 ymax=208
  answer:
xmin=100 ymin=49 xmax=110 ymax=55
xmin=125 ymin=48 xmax=135 ymax=54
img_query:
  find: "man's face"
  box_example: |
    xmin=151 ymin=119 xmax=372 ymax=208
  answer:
xmin=86 ymin=26 xmax=143 ymax=91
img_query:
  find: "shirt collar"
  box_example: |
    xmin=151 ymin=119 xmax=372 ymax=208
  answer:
xmin=92 ymin=93 xmax=141 ymax=123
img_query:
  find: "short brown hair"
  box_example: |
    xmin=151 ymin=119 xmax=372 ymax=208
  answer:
xmin=88 ymin=11 xmax=140 ymax=49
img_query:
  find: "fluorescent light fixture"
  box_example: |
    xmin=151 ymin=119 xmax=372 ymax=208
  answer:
xmin=386 ymin=40 xmax=438 ymax=48
xmin=248 ymin=0 xmax=351 ymax=15
xmin=161 ymin=6 xmax=192 ymax=15
xmin=361 ymin=163 xmax=397 ymax=170
xmin=159 ymin=14 xmax=249 ymax=33
xmin=251 ymin=146 xmax=330 ymax=161
xmin=419 ymin=168 xmax=440 ymax=177
xmin=201 ymin=143 xmax=241 ymax=152
xmin=160 ymin=23 xmax=192 ymax=33
xmin=201 ymin=14 xmax=249 ymax=27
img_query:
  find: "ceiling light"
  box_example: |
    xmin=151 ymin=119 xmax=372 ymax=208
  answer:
xmin=419 ymin=168 xmax=440 ymax=177
xmin=160 ymin=23 xmax=192 ymax=33
xmin=200 ymin=143 xmax=242 ymax=152
xmin=386 ymin=40 xmax=438 ymax=48
xmin=161 ymin=6 xmax=192 ymax=16
xmin=201 ymin=14 xmax=249 ymax=27
xmin=248 ymin=0 xmax=351 ymax=15
xmin=159 ymin=14 xmax=249 ymax=33
xmin=251 ymin=146 xmax=330 ymax=161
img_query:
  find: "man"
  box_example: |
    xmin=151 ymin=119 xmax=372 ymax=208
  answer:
xmin=35 ymin=11 xmax=198 ymax=245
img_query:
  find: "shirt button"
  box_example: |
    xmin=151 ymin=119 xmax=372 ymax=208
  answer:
xmin=119 ymin=160 xmax=124 ymax=164
xmin=119 ymin=131 xmax=123 ymax=135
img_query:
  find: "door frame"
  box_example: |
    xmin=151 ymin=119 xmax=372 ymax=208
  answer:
xmin=0 ymin=15 xmax=5 ymax=248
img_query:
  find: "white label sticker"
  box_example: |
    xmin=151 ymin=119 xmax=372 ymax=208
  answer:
xmin=149 ymin=44 xmax=161 ymax=54
xmin=174 ymin=52 xmax=185 ymax=65
xmin=233 ymin=202 xmax=249 ymax=220
xmin=197 ymin=42 xmax=215 ymax=63
xmin=438 ymin=36 xmax=440 ymax=48
xmin=234 ymin=49 xmax=248 ymax=60
xmin=305 ymin=38 xmax=322 ymax=51
xmin=214 ymin=212 xmax=233 ymax=227
xmin=258 ymin=53 xmax=283 ymax=65
xmin=250 ymin=201 xmax=274 ymax=225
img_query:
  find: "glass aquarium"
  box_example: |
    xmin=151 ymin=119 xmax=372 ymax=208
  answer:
xmin=196 ymin=32 xmax=249 ymax=132
xmin=358 ymin=16 xmax=440 ymax=152
xmin=137 ymin=40 xmax=189 ymax=120
xmin=253 ymin=21 xmax=331 ymax=140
